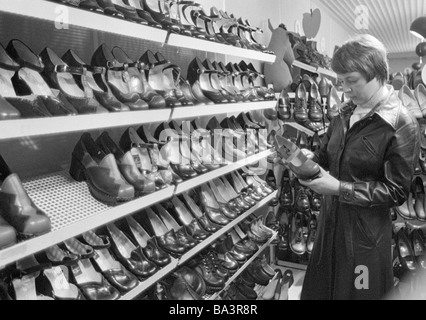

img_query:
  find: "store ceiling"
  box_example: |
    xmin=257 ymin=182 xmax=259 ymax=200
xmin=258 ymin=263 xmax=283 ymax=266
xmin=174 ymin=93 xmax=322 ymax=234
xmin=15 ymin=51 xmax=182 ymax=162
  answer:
xmin=316 ymin=0 xmax=426 ymax=57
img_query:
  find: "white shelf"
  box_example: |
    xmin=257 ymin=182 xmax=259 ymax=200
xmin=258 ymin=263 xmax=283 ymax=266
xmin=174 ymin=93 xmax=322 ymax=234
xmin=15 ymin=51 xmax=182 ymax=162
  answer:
xmin=178 ymin=190 xmax=278 ymax=266
xmin=174 ymin=149 xmax=275 ymax=195
xmin=284 ymin=121 xmax=328 ymax=137
xmin=1 ymin=0 xmax=168 ymax=43
xmin=292 ymin=61 xmax=337 ymax=79
xmin=170 ymin=101 xmax=276 ymax=120
xmin=0 ymin=109 xmax=171 ymax=140
xmin=0 ymin=173 xmax=175 ymax=267
xmin=167 ymin=33 xmax=276 ymax=63
xmin=208 ymin=231 xmax=278 ymax=300
xmin=292 ymin=60 xmax=318 ymax=73
xmin=121 ymin=190 xmax=278 ymax=300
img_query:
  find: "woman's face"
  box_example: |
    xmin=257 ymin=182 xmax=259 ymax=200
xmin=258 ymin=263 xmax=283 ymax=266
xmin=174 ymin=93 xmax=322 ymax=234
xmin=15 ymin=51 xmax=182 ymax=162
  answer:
xmin=337 ymin=72 xmax=381 ymax=106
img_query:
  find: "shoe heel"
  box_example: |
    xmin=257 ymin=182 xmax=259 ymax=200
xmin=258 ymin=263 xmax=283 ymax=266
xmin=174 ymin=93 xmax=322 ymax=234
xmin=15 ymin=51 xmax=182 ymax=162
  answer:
xmin=69 ymin=155 xmax=87 ymax=182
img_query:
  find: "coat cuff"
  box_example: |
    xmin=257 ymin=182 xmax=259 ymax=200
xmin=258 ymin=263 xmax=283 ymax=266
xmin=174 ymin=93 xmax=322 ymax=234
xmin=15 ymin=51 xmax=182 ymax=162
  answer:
xmin=339 ymin=182 xmax=355 ymax=202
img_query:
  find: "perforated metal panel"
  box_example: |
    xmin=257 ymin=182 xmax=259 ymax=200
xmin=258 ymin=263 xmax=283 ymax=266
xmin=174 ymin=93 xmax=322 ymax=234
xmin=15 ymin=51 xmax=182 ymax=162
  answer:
xmin=23 ymin=172 xmax=109 ymax=232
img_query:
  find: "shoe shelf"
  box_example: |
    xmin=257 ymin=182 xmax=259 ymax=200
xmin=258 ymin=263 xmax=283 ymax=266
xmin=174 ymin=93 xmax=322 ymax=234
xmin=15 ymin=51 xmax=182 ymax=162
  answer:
xmin=1 ymin=0 xmax=276 ymax=64
xmin=0 ymin=172 xmax=175 ymax=268
xmin=284 ymin=121 xmax=328 ymax=137
xmin=207 ymin=231 xmax=278 ymax=301
xmin=167 ymin=33 xmax=276 ymax=64
xmin=0 ymin=109 xmax=172 ymax=140
xmin=170 ymin=101 xmax=276 ymax=121
xmin=120 ymin=190 xmax=278 ymax=300
xmin=0 ymin=151 xmax=275 ymax=269
xmin=174 ymin=149 xmax=276 ymax=195
xmin=0 ymin=101 xmax=276 ymax=140
xmin=292 ymin=61 xmax=337 ymax=79
xmin=1 ymin=0 xmax=168 ymax=44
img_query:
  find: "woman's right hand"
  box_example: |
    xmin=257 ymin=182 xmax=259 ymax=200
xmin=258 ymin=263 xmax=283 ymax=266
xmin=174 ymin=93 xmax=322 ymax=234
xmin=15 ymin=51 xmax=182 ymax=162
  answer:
xmin=301 ymin=148 xmax=315 ymax=159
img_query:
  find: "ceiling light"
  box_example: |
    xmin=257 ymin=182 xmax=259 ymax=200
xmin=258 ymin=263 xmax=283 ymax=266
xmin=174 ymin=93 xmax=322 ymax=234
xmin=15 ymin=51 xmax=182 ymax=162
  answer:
xmin=410 ymin=16 xmax=426 ymax=39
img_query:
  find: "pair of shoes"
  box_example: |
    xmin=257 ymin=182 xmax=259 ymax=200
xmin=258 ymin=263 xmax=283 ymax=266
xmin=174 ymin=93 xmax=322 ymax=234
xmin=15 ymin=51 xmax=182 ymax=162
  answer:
xmin=0 ymin=40 xmax=79 ymax=119
xmin=396 ymin=176 xmax=426 ymax=221
xmin=136 ymin=204 xmax=197 ymax=257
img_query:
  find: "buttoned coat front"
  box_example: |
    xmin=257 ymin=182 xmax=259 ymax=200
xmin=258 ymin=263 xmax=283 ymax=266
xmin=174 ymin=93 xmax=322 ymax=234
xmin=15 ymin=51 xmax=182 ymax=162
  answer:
xmin=301 ymin=87 xmax=420 ymax=300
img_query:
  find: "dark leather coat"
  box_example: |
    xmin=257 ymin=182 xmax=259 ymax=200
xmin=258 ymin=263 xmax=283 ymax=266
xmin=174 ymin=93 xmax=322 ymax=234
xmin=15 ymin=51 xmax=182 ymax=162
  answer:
xmin=301 ymin=87 xmax=420 ymax=300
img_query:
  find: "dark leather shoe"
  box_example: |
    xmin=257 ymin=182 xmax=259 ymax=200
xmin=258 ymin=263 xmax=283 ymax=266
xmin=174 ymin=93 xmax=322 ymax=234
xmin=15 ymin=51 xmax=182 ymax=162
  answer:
xmin=0 ymin=155 xmax=51 ymax=239
xmin=69 ymin=132 xmax=135 ymax=205
xmin=79 ymin=0 xmax=104 ymax=12
xmin=195 ymin=254 xmax=225 ymax=294
xmin=121 ymin=216 xmax=171 ymax=267
xmin=0 ymin=215 xmax=16 ymax=249
xmin=39 ymin=47 xmax=109 ymax=114
xmin=91 ymin=44 xmax=149 ymax=110
xmin=235 ymin=281 xmax=257 ymax=300
xmin=308 ymin=82 xmax=324 ymax=122
xmin=96 ymin=131 xmax=156 ymax=196
xmin=96 ymin=0 xmax=125 ymax=18
xmin=396 ymin=228 xmax=417 ymax=273
xmin=170 ymin=266 xmax=206 ymax=299
xmin=411 ymin=229 xmax=426 ymax=269
xmin=294 ymin=83 xmax=308 ymax=123
xmin=61 ymin=49 xmax=130 ymax=113
xmin=107 ymin=223 xmax=159 ymax=280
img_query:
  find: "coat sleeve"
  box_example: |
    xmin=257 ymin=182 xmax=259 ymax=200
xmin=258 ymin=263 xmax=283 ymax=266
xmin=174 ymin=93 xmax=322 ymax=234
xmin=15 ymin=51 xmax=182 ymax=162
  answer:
xmin=339 ymin=119 xmax=421 ymax=208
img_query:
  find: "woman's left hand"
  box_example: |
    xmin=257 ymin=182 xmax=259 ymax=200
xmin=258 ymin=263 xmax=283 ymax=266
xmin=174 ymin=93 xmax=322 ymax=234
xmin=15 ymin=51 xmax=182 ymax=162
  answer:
xmin=298 ymin=167 xmax=340 ymax=196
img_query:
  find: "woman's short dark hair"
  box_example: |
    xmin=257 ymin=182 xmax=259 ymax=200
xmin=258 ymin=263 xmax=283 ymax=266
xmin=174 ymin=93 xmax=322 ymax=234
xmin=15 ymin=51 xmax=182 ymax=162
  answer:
xmin=331 ymin=34 xmax=389 ymax=85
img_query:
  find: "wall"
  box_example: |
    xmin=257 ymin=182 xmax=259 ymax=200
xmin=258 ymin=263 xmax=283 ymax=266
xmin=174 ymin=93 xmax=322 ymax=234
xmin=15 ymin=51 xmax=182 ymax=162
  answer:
xmin=388 ymin=54 xmax=422 ymax=75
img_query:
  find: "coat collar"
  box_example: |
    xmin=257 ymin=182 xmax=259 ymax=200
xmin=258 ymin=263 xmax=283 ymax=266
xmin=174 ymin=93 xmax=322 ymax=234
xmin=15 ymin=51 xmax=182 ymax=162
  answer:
xmin=340 ymin=85 xmax=400 ymax=130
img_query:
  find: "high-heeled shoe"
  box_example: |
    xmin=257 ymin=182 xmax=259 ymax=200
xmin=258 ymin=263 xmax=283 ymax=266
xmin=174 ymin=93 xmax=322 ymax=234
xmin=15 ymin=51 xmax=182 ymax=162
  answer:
xmin=138 ymin=50 xmax=182 ymax=108
xmin=0 ymin=155 xmax=51 ymax=239
xmin=396 ymin=228 xmax=417 ymax=273
xmin=410 ymin=229 xmax=426 ymax=269
xmin=166 ymin=120 xmax=210 ymax=173
xmin=61 ymin=49 xmax=130 ymax=113
xmin=226 ymin=62 xmax=260 ymax=102
xmin=95 ymin=0 xmax=125 ymax=19
xmin=197 ymin=186 xmax=231 ymax=226
xmin=153 ymin=123 xmax=199 ymax=180
xmin=308 ymin=82 xmax=323 ymax=122
xmin=202 ymin=183 xmax=240 ymax=220
xmin=289 ymin=212 xmax=306 ymax=255
xmin=170 ymin=196 xmax=211 ymax=241
xmin=180 ymin=192 xmax=222 ymax=234
xmin=220 ymin=175 xmax=257 ymax=207
xmin=122 ymin=215 xmax=171 ymax=267
xmin=294 ymin=83 xmax=308 ymax=123
xmin=119 ymin=127 xmax=169 ymax=190
xmin=153 ymin=203 xmax=198 ymax=249
xmin=78 ymin=230 xmax=140 ymax=293
xmin=275 ymin=135 xmax=322 ymax=181
xmin=95 ymin=131 xmax=156 ymax=196
xmin=136 ymin=124 xmax=184 ymax=185
xmin=207 ymin=180 xmax=244 ymax=216
xmin=4 ymin=40 xmax=79 ymax=118
xmin=111 ymin=46 xmax=167 ymax=109
xmin=91 ymin=44 xmax=149 ymax=110
xmin=142 ymin=0 xmax=182 ymax=33
xmin=326 ymin=86 xmax=341 ymax=121
xmin=136 ymin=208 xmax=187 ymax=257
xmin=108 ymin=0 xmax=150 ymax=24
xmin=106 ymin=223 xmax=159 ymax=280
xmin=227 ymin=171 xmax=264 ymax=201
xmin=69 ymin=132 xmax=135 ymax=205
xmin=39 ymin=47 xmax=110 ymax=115
xmin=207 ymin=116 xmax=247 ymax=162
xmin=202 ymin=59 xmax=237 ymax=103
xmin=212 ymin=61 xmax=245 ymax=102
xmin=187 ymin=57 xmax=229 ymax=104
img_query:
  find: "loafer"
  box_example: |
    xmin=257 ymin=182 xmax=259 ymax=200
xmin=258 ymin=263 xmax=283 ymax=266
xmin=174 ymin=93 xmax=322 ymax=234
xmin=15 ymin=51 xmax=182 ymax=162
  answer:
xmin=0 ymin=155 xmax=51 ymax=239
xmin=170 ymin=266 xmax=206 ymax=299
xmin=69 ymin=132 xmax=135 ymax=205
xmin=0 ymin=215 xmax=17 ymax=249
